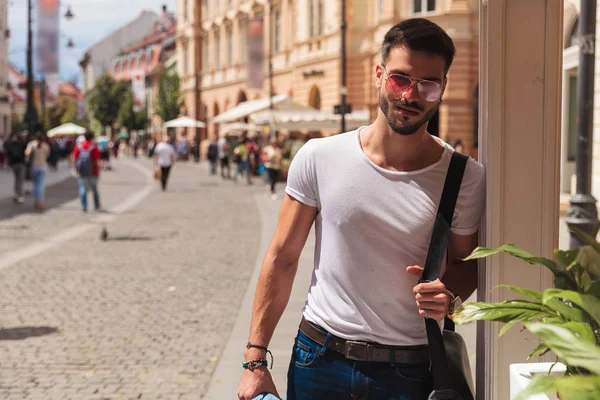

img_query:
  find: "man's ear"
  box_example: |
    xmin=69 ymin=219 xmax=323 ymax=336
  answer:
xmin=375 ymin=64 xmax=384 ymax=88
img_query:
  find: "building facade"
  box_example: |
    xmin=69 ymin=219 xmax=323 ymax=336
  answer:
xmin=79 ymin=11 xmax=159 ymax=111
xmin=109 ymin=6 xmax=177 ymax=139
xmin=176 ymin=0 xmax=203 ymax=142
xmin=0 ymin=0 xmax=11 ymax=138
xmin=187 ymin=0 xmax=478 ymax=155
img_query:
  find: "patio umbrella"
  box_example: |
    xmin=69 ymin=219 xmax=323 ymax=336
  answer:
xmin=163 ymin=116 xmax=206 ymax=128
xmin=47 ymin=122 xmax=86 ymax=137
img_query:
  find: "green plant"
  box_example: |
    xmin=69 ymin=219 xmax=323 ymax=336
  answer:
xmin=155 ymin=70 xmax=182 ymax=123
xmin=453 ymin=227 xmax=600 ymax=400
xmin=88 ymin=75 xmax=129 ymax=133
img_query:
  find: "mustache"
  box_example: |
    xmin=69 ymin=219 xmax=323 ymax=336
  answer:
xmin=391 ymin=98 xmax=423 ymax=112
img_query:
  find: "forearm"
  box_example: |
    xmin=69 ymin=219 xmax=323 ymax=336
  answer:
xmin=246 ymin=250 xmax=298 ymax=360
xmin=442 ymin=259 xmax=477 ymax=300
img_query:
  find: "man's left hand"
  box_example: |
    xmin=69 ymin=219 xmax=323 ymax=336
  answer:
xmin=406 ymin=265 xmax=451 ymax=321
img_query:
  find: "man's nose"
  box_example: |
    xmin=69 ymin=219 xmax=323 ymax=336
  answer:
xmin=402 ymin=82 xmax=421 ymax=103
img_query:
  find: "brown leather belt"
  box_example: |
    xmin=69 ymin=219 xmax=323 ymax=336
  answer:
xmin=299 ymin=317 xmax=430 ymax=364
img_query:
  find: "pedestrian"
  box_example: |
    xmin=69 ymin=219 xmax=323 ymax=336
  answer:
xmin=207 ymin=137 xmax=219 ymax=175
xmin=72 ymin=131 xmax=102 ymax=212
xmin=261 ymin=139 xmax=283 ymax=199
xmin=0 ymin=134 xmax=6 ymax=168
xmin=237 ymin=18 xmax=486 ymax=400
xmin=25 ymin=132 xmax=51 ymax=210
xmin=4 ymin=132 xmax=27 ymax=203
xmin=232 ymin=137 xmax=252 ymax=185
xmin=218 ymin=135 xmax=231 ymax=179
xmin=153 ymin=134 xmax=176 ymax=191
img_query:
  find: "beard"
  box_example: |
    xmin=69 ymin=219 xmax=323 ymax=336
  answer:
xmin=379 ymin=93 xmax=440 ymax=136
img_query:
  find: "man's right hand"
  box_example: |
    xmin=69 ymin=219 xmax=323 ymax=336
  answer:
xmin=237 ymin=367 xmax=279 ymax=400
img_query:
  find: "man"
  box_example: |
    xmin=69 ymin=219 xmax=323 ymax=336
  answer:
xmin=232 ymin=137 xmax=252 ymax=185
xmin=72 ymin=131 xmax=102 ymax=212
xmin=237 ymin=18 xmax=485 ymax=400
xmin=153 ymin=135 xmax=176 ymax=191
xmin=5 ymin=132 xmax=28 ymax=203
xmin=218 ymin=134 xmax=231 ymax=179
xmin=207 ymin=137 xmax=219 ymax=175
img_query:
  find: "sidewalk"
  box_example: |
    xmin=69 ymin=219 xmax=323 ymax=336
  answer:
xmin=204 ymin=191 xmax=315 ymax=399
xmin=0 ymin=161 xmax=73 ymax=201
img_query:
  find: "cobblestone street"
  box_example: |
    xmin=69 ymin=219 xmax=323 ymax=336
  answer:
xmin=0 ymin=158 xmax=274 ymax=399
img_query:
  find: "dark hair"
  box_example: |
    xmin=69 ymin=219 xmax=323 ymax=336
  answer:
xmin=381 ymin=18 xmax=456 ymax=75
xmin=84 ymin=131 xmax=94 ymax=141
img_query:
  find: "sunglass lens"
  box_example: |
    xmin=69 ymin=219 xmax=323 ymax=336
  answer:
xmin=418 ymin=81 xmax=442 ymax=102
xmin=386 ymin=75 xmax=412 ymax=95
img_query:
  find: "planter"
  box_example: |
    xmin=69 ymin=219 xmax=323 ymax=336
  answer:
xmin=510 ymin=362 xmax=566 ymax=400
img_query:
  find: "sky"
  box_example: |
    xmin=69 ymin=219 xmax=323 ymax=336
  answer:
xmin=9 ymin=0 xmax=177 ymax=84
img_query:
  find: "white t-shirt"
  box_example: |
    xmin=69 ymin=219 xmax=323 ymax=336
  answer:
xmin=285 ymin=128 xmax=486 ymax=346
xmin=154 ymin=142 xmax=176 ymax=167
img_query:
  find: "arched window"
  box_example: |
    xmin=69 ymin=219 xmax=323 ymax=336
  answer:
xmin=308 ymin=85 xmax=321 ymax=110
xmin=237 ymin=90 xmax=248 ymax=104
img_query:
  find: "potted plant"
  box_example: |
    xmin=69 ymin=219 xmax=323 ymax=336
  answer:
xmin=453 ymin=227 xmax=600 ymax=400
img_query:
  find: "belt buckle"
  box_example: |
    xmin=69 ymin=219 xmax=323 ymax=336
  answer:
xmin=344 ymin=341 xmax=371 ymax=361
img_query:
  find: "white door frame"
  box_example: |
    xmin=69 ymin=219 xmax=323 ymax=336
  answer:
xmin=478 ymin=1 xmax=562 ymax=398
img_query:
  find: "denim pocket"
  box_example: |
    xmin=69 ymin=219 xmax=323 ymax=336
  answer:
xmin=293 ymin=331 xmax=321 ymax=368
xmin=393 ymin=363 xmax=432 ymax=382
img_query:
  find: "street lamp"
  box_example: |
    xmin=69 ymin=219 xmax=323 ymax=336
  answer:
xmin=25 ymin=0 xmax=75 ymax=139
xmin=64 ymin=6 xmax=74 ymax=20
xmin=566 ymin=0 xmax=599 ymax=248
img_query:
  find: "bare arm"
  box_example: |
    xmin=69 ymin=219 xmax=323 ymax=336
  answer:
xmin=246 ymin=194 xmax=317 ymax=358
xmin=238 ymin=194 xmax=317 ymax=400
xmin=443 ymin=231 xmax=479 ymax=300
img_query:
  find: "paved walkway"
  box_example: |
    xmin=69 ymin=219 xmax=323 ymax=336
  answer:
xmin=0 ymin=158 xmax=277 ymax=399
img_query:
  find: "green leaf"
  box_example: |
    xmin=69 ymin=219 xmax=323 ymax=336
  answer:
xmin=571 ymin=226 xmax=600 ymax=254
xmin=543 ymin=289 xmax=600 ymax=325
xmin=499 ymin=320 xmax=522 ymax=337
xmin=542 ymin=296 xmax=586 ymax=322
xmin=526 ymin=323 xmax=600 ymax=374
xmin=555 ymin=248 xmax=580 ymax=268
xmin=498 ymin=285 xmax=543 ymax=301
xmin=465 ymin=245 xmax=564 ymax=275
xmin=570 ymin=246 xmax=600 ymax=283
xmin=553 ymin=321 xmax=597 ymax=343
xmin=453 ymin=301 xmax=557 ymax=325
xmin=527 ymin=343 xmax=550 ymax=359
xmin=515 ymin=375 xmax=600 ymax=400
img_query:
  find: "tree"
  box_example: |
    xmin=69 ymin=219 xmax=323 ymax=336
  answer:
xmin=88 ymin=75 xmax=128 ymax=132
xmin=43 ymin=96 xmax=78 ymax=130
xmin=118 ymin=90 xmax=149 ymax=131
xmin=155 ymin=70 xmax=182 ymax=123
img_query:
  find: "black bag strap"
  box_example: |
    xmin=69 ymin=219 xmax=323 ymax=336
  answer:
xmin=422 ymin=151 xmax=469 ymax=393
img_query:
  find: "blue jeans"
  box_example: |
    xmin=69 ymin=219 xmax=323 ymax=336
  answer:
xmin=31 ymin=166 xmax=47 ymax=202
xmin=78 ymin=177 xmax=100 ymax=211
xmin=287 ymin=330 xmax=433 ymax=400
xmin=233 ymin=161 xmax=252 ymax=183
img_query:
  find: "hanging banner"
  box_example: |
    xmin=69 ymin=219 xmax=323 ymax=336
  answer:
xmin=132 ymin=71 xmax=146 ymax=112
xmin=37 ymin=0 xmax=60 ymax=74
xmin=45 ymin=73 xmax=59 ymax=99
xmin=247 ymin=18 xmax=264 ymax=90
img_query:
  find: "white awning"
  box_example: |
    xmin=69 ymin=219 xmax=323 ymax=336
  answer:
xmin=163 ymin=116 xmax=206 ymax=128
xmin=47 ymin=122 xmax=87 ymax=137
xmin=250 ymin=109 xmax=371 ymax=131
xmin=210 ymin=95 xmax=311 ymax=124
xmin=220 ymin=122 xmax=262 ymax=137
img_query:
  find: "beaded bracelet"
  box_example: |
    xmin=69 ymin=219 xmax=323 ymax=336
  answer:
xmin=246 ymin=342 xmax=274 ymax=368
xmin=242 ymin=359 xmax=269 ymax=371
